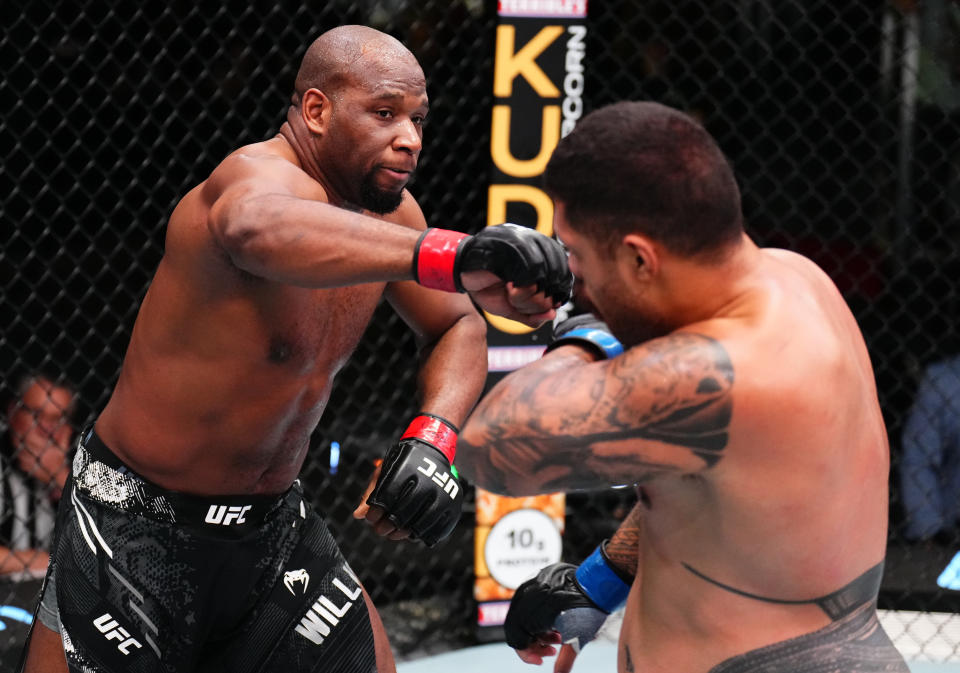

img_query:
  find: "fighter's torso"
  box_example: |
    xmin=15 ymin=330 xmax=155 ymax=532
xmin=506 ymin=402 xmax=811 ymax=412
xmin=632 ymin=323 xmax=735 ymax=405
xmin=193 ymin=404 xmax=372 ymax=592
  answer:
xmin=96 ymin=146 xmax=388 ymax=496
xmin=619 ymin=247 xmax=890 ymax=673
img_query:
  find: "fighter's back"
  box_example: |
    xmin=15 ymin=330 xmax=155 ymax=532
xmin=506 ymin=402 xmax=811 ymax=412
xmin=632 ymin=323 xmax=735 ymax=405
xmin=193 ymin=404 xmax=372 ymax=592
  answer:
xmin=624 ymin=246 xmax=890 ymax=672
xmin=96 ymin=138 xmax=389 ymax=495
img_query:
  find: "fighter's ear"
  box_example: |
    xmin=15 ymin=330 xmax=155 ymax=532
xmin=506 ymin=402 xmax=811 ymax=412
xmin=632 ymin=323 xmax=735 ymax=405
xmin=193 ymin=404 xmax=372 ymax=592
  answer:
xmin=300 ymin=88 xmax=331 ymax=135
xmin=622 ymin=234 xmax=659 ymax=279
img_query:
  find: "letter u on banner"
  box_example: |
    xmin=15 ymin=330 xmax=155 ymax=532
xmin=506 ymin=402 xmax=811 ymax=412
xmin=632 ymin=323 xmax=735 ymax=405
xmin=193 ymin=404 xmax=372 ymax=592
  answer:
xmin=491 ymin=105 xmax=561 ymax=177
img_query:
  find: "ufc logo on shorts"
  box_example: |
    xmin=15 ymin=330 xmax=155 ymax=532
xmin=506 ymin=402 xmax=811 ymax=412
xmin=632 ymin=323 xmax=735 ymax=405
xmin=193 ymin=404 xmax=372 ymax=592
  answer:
xmin=93 ymin=613 xmax=142 ymax=655
xmin=205 ymin=504 xmax=252 ymax=525
xmin=416 ymin=458 xmax=459 ymax=499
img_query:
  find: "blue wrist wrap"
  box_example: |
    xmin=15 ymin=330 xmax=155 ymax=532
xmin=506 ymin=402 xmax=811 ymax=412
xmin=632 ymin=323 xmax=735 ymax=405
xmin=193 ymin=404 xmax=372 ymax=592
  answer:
xmin=575 ymin=545 xmax=630 ymax=613
xmin=559 ymin=328 xmax=624 ymax=359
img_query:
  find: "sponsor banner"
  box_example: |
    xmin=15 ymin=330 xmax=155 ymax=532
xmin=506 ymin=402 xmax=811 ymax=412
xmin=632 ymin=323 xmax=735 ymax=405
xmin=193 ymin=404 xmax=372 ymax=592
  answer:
xmin=498 ymin=0 xmax=588 ymax=18
xmin=475 ymin=3 xmax=588 ymax=630
xmin=477 ymin=600 xmax=511 ymax=627
xmin=475 ymin=489 xmax=565 ymax=614
xmin=487 ymin=345 xmax=547 ymax=372
xmin=484 ymin=4 xmax=587 ymax=344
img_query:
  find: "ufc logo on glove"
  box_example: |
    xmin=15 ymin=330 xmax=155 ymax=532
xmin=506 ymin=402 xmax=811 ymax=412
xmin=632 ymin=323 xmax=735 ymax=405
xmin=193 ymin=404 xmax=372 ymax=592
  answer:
xmin=367 ymin=413 xmax=464 ymax=546
xmin=417 ymin=457 xmax=460 ymax=499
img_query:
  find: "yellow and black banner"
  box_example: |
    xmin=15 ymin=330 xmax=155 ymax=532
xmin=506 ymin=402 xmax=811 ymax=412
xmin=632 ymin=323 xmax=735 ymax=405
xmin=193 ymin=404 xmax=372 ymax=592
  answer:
xmin=476 ymin=0 xmax=588 ymax=630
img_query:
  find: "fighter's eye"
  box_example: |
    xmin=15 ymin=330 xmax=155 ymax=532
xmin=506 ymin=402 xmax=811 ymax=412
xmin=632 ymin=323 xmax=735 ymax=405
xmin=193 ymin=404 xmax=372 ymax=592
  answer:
xmin=376 ymin=110 xmax=393 ymax=119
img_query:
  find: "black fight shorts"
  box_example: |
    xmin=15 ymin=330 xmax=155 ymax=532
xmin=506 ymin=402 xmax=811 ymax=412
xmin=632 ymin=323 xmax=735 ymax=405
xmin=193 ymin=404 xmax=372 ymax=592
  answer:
xmin=709 ymin=602 xmax=910 ymax=673
xmin=40 ymin=429 xmax=378 ymax=673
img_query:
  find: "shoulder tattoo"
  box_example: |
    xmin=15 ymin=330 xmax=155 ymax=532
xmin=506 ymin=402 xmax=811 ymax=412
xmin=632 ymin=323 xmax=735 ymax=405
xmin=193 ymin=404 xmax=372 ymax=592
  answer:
xmin=627 ymin=333 xmax=734 ymax=467
xmin=460 ymin=333 xmax=734 ymax=492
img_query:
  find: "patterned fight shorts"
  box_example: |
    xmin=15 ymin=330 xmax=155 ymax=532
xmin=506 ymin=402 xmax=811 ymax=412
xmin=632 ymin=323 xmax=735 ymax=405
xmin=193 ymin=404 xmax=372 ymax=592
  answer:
xmin=709 ymin=602 xmax=910 ymax=673
xmin=37 ymin=429 xmax=378 ymax=673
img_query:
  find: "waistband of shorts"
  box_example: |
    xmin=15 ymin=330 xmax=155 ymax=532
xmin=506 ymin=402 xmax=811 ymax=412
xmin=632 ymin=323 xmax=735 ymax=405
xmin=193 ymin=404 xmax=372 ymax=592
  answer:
xmin=72 ymin=427 xmax=304 ymax=535
xmin=707 ymin=603 xmax=907 ymax=673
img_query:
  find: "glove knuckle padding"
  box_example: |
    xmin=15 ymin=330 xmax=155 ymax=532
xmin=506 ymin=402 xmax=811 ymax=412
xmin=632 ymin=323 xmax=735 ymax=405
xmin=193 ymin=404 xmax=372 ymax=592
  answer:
xmin=460 ymin=224 xmax=573 ymax=302
xmin=461 ymin=225 xmax=539 ymax=285
xmin=504 ymin=562 xmax=598 ymax=649
xmin=532 ymin=235 xmax=573 ymax=303
xmin=367 ymin=438 xmax=462 ymax=547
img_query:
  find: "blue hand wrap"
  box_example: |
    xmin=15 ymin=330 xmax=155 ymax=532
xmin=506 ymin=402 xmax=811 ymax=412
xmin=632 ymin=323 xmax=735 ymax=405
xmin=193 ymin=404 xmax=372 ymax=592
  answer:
xmin=559 ymin=328 xmax=624 ymax=359
xmin=575 ymin=544 xmax=631 ymax=613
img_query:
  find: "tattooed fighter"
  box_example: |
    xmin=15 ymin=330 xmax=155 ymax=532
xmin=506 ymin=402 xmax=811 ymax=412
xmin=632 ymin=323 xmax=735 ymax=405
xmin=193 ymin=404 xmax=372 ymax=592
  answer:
xmin=457 ymin=101 xmax=909 ymax=673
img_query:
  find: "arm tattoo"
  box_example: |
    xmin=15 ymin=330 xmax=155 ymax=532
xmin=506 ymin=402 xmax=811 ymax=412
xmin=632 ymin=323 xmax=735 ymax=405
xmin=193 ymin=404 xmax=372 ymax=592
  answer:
xmin=605 ymin=502 xmax=643 ymax=577
xmin=459 ymin=333 xmax=734 ymax=494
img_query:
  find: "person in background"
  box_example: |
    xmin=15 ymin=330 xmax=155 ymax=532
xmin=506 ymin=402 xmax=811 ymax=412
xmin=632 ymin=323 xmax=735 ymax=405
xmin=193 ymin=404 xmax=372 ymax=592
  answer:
xmin=1 ymin=374 xmax=74 ymax=577
xmin=899 ymin=353 xmax=960 ymax=543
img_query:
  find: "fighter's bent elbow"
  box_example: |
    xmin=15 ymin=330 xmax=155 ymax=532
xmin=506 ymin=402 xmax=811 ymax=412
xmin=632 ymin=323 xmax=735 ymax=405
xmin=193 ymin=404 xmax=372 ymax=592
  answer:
xmin=453 ymin=433 xmax=516 ymax=496
xmin=457 ymin=307 xmax=488 ymax=345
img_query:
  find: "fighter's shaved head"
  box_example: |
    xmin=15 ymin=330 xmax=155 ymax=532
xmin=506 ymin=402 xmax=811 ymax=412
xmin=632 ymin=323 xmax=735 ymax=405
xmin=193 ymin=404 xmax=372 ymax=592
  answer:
xmin=292 ymin=25 xmax=422 ymax=105
xmin=282 ymin=25 xmax=428 ymax=214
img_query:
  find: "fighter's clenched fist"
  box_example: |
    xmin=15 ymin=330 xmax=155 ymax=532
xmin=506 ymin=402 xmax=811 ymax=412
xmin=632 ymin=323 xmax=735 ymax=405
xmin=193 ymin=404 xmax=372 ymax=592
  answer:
xmin=414 ymin=223 xmax=573 ymax=326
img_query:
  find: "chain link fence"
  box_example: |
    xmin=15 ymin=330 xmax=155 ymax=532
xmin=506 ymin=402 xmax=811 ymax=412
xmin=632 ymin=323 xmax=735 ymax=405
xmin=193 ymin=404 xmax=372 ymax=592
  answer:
xmin=2 ymin=0 xmax=959 ymax=666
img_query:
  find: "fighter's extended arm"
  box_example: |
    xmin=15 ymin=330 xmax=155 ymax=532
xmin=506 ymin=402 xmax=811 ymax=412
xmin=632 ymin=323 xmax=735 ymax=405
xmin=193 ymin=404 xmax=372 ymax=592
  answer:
xmin=206 ymin=156 xmax=423 ymax=287
xmin=458 ymin=329 xmax=735 ymax=496
xmin=204 ymin=154 xmax=571 ymax=322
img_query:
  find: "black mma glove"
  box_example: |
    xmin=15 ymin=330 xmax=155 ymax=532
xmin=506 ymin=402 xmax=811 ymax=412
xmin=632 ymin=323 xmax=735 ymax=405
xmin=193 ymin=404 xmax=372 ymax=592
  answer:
xmin=545 ymin=302 xmax=624 ymax=360
xmin=504 ymin=541 xmax=632 ymax=654
xmin=413 ymin=224 xmax=573 ymax=305
xmin=366 ymin=414 xmax=463 ymax=547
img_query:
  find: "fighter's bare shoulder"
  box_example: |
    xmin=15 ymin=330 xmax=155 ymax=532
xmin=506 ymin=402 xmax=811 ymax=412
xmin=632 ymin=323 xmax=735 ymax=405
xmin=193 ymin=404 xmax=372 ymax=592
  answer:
xmin=161 ymin=139 xmax=326 ymax=277
xmin=201 ymin=137 xmax=329 ymax=206
xmin=761 ymin=245 xmax=839 ymax=292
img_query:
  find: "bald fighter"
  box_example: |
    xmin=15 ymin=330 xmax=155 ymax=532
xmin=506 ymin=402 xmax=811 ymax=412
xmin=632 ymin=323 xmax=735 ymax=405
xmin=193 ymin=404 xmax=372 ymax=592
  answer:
xmin=457 ymin=102 xmax=909 ymax=673
xmin=21 ymin=25 xmax=571 ymax=673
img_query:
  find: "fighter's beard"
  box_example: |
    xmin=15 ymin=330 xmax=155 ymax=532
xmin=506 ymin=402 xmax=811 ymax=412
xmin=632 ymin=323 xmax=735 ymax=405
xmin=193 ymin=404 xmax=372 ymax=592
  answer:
xmin=359 ymin=172 xmax=404 ymax=214
xmin=611 ymin=307 xmax=675 ymax=349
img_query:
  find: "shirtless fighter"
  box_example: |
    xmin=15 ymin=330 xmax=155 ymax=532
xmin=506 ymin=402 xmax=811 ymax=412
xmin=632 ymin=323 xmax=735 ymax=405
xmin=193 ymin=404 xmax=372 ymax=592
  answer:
xmin=457 ymin=101 xmax=910 ymax=673
xmin=20 ymin=25 xmax=571 ymax=673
